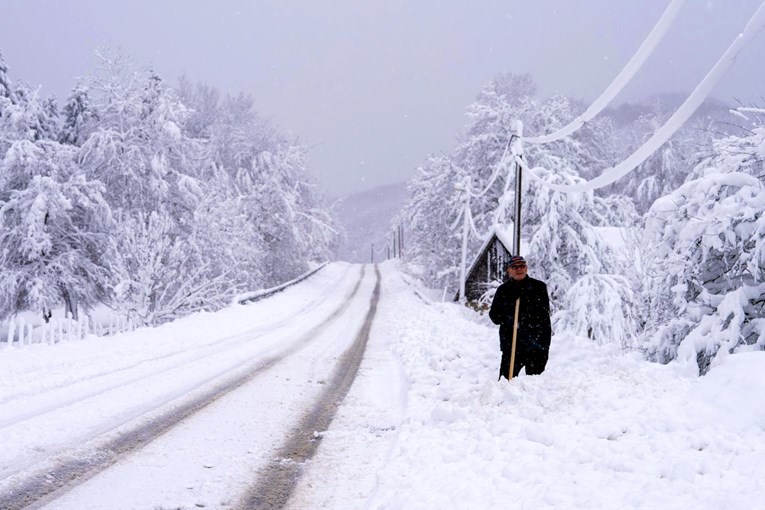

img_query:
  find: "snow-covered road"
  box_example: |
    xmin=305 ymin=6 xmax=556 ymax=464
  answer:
xmin=0 ymin=263 xmax=386 ymax=509
xmin=2 ymin=261 xmax=764 ymax=509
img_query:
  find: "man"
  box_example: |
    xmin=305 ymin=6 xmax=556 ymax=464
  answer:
xmin=489 ymin=255 xmax=552 ymax=379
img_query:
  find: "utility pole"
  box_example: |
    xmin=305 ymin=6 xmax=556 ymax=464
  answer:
xmin=507 ymin=120 xmax=524 ymax=381
xmin=511 ymin=120 xmax=524 ymax=256
xmin=398 ymin=223 xmax=404 ymax=251
xmin=455 ymin=176 xmax=471 ymax=302
xmin=513 ymin=158 xmax=522 ymax=256
xmin=371 ymin=242 xmax=374 ymax=264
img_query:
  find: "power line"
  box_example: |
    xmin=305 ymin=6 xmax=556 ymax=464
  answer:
xmin=526 ymin=0 xmax=687 ymax=145
xmin=523 ymin=1 xmax=765 ymax=194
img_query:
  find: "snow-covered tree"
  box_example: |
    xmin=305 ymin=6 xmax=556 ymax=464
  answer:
xmin=0 ymin=52 xmax=16 ymax=157
xmin=0 ymin=51 xmax=11 ymax=100
xmin=400 ymin=74 xmax=541 ymax=292
xmin=400 ymin=74 xmax=636 ymax=307
xmin=176 ymin=76 xmax=221 ymax=140
xmin=60 ymin=85 xmax=97 ymax=146
xmin=0 ymin=76 xmax=55 ymax=148
xmin=239 ymin=146 xmax=338 ymax=285
xmin=402 ymin=72 xmax=639 ymax=345
xmin=175 ymin=77 xmax=268 ymax=290
xmin=0 ymin=50 xmax=340 ymax=327
xmin=607 ymin=100 xmax=719 ymax=214
xmin=181 ymin=78 xmax=340 ymax=287
xmin=402 ymin=154 xmax=463 ymax=289
xmin=523 ymin=168 xmax=618 ymax=302
xmin=82 ymin=56 xmax=203 ymax=217
xmin=0 ymin=140 xmax=112 ymax=321
xmin=11 ymin=84 xmax=59 ymax=142
xmin=190 ymin=179 xmax=265 ymax=293
xmin=521 ymin=142 xmax=639 ymax=342
xmin=642 ymin=110 xmax=765 ymax=373
xmin=454 ymin=73 xmax=538 ymax=235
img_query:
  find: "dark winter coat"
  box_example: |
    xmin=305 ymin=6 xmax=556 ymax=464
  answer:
xmin=489 ymin=276 xmax=552 ymax=352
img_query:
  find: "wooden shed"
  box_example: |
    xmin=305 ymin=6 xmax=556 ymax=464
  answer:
xmin=458 ymin=225 xmax=516 ymax=303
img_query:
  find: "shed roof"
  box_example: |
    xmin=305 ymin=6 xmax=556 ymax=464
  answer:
xmin=465 ymin=223 xmax=515 ymax=279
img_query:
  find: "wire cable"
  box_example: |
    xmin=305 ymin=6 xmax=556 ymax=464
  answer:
xmin=526 ymin=0 xmax=687 ymax=144
xmin=522 ymin=1 xmax=765 ymax=194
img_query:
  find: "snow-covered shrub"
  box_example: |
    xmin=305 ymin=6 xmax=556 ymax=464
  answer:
xmin=554 ymin=274 xmax=640 ymax=349
xmin=108 ymin=211 xmax=234 ymax=326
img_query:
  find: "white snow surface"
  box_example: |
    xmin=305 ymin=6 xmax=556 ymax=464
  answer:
xmin=1 ymin=261 xmax=764 ymax=509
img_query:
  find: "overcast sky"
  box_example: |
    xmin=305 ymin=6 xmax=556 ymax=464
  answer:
xmin=1 ymin=1 xmax=763 ymax=197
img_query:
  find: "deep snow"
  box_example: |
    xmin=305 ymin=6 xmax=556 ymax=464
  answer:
xmin=1 ymin=261 xmax=764 ymax=509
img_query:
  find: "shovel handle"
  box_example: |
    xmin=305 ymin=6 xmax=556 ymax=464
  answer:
xmin=508 ymin=297 xmax=520 ymax=380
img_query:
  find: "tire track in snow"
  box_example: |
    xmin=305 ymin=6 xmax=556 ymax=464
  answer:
xmin=0 ymin=266 xmax=369 ymax=510
xmin=237 ymin=265 xmax=381 ymax=510
xmin=0 ymin=266 xmax=360 ymax=485
xmin=0 ymin=265 xmax=352 ymax=421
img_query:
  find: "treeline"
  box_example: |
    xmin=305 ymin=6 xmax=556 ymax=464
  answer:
xmin=0 ymin=50 xmax=340 ymax=326
xmin=402 ymin=73 xmax=764 ymax=374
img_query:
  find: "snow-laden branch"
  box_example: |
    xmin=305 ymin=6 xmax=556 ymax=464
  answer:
xmin=521 ymin=1 xmax=765 ymax=193
xmin=295 ymin=209 xmax=339 ymax=236
xmin=736 ymin=107 xmax=765 ymax=114
xmin=730 ymin=107 xmax=765 ymax=122
xmin=526 ymin=0 xmax=687 ymax=144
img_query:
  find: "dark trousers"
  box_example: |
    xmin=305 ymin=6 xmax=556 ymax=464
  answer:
xmin=498 ymin=347 xmax=549 ymax=380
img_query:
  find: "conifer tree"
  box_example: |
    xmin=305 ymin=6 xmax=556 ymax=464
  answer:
xmin=0 ymin=51 xmax=11 ymax=99
xmin=60 ymin=86 xmax=96 ymax=146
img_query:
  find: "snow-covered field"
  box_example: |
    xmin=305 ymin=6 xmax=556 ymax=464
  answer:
xmin=2 ymin=261 xmax=764 ymax=509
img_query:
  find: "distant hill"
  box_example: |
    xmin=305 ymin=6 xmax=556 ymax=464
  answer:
xmin=334 ymin=182 xmax=408 ymax=263
xmin=604 ymin=94 xmax=746 ymax=136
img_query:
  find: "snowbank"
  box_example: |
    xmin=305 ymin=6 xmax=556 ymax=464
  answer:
xmin=364 ymin=263 xmax=765 ymax=509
